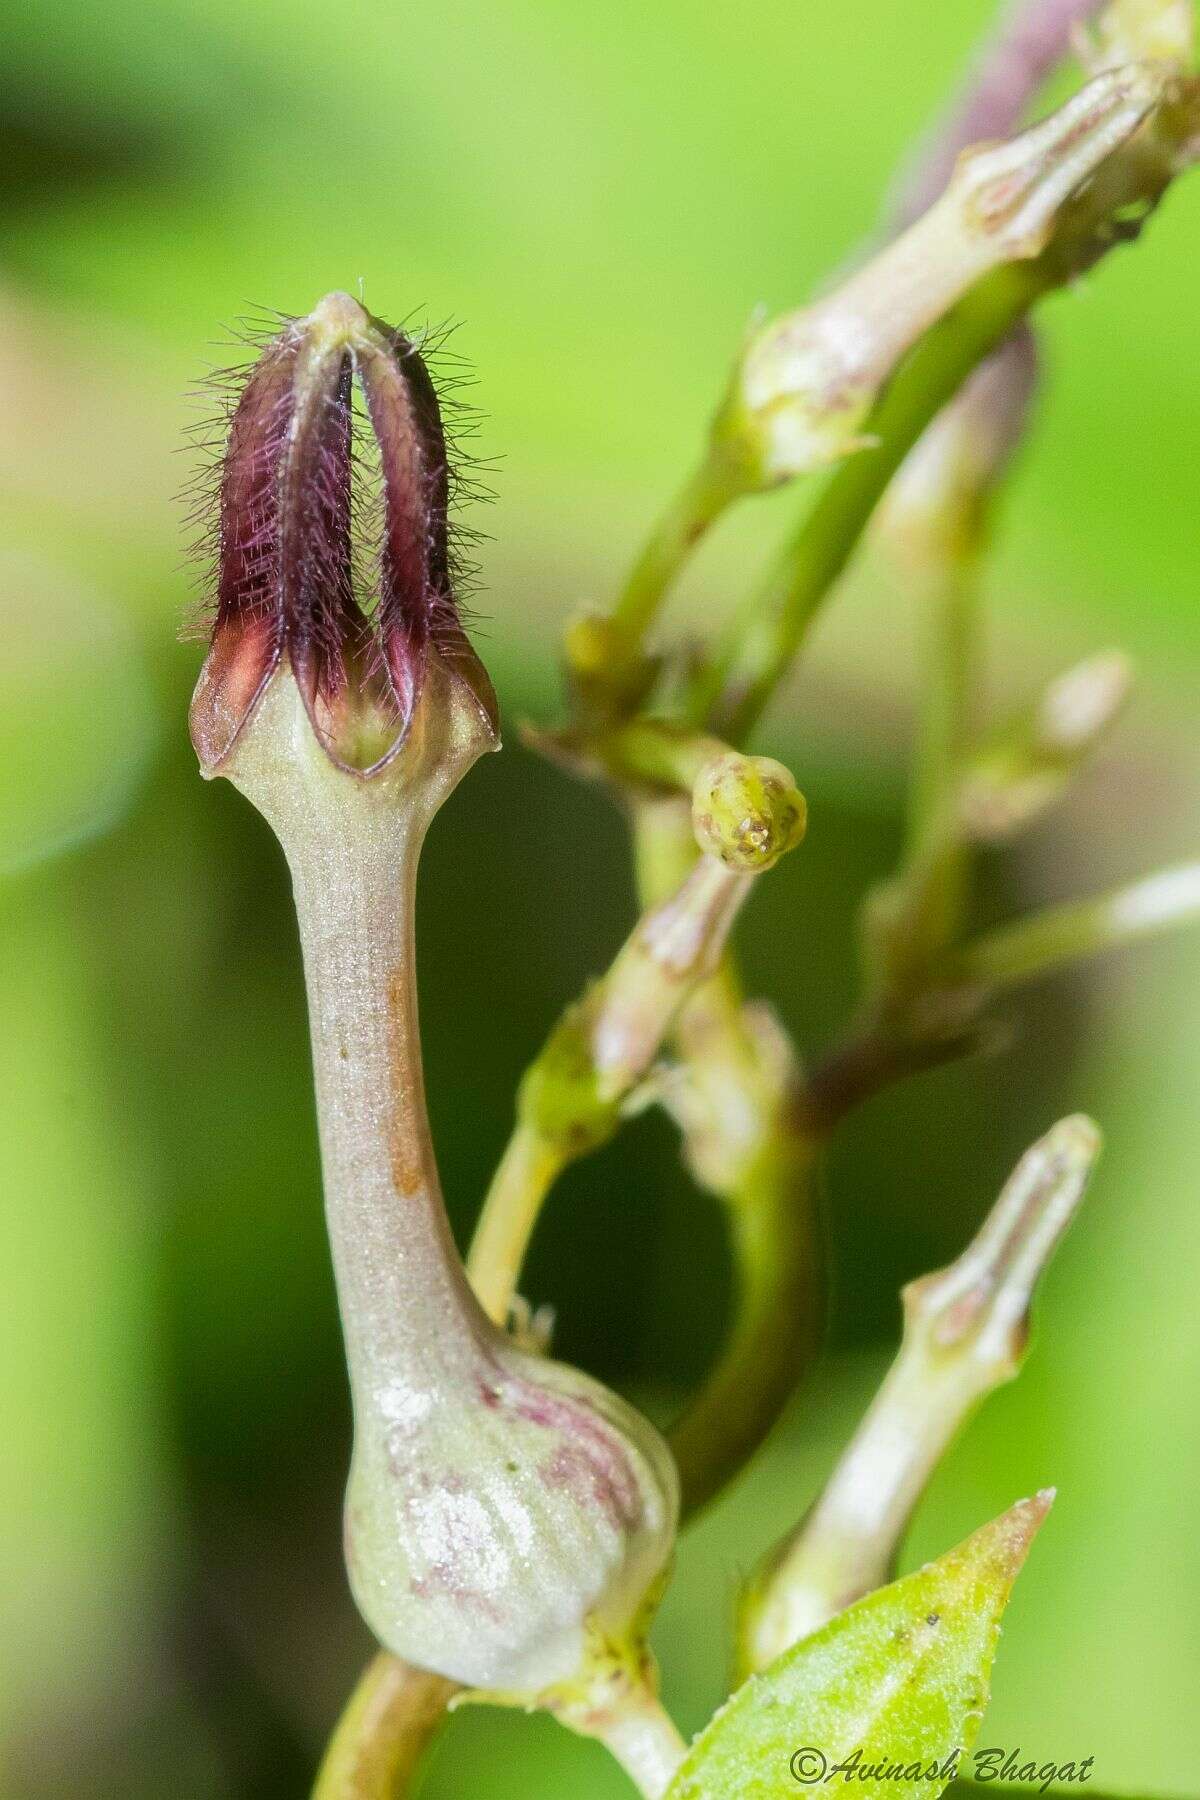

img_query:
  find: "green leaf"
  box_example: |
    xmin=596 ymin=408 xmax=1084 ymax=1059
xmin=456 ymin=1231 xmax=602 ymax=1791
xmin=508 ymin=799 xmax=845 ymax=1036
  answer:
xmin=666 ymin=1494 xmax=1052 ymax=1800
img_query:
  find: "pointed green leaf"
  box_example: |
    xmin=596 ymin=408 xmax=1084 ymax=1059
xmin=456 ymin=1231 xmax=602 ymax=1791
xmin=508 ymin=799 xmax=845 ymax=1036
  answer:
xmin=666 ymin=1494 xmax=1052 ymax=1800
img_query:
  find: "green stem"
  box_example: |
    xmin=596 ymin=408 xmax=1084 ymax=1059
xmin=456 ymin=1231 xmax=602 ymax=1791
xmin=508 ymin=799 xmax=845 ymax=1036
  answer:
xmin=466 ymin=1124 xmax=567 ymax=1325
xmin=600 ymin=717 xmax=729 ymax=794
xmin=955 ymin=861 xmax=1200 ymax=990
xmin=866 ymin=554 xmax=981 ymax=1002
xmin=632 ymin=801 xmax=825 ymax=1516
xmin=610 ymin=453 xmax=739 ymax=652
xmin=906 ymin=557 xmax=977 ymax=876
xmin=669 ymin=1122 xmax=824 ymax=1519
xmin=311 ymin=1656 xmax=457 ymax=1800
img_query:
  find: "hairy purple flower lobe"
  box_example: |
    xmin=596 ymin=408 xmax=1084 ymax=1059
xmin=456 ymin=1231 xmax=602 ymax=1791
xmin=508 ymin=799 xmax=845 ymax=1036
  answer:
xmin=191 ymin=291 xmax=497 ymax=774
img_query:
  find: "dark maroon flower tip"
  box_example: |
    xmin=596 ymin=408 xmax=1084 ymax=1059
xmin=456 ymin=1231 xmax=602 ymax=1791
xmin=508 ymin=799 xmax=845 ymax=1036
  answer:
xmin=190 ymin=291 xmax=498 ymax=775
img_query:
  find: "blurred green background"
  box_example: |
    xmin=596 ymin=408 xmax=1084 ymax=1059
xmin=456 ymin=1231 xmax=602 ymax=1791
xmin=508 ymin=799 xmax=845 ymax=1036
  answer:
xmin=2 ymin=0 xmax=1198 ymax=1795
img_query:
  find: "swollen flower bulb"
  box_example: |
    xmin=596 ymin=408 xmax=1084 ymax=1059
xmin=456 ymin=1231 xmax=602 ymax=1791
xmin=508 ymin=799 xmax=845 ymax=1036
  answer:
xmin=345 ymin=1327 xmax=678 ymax=1694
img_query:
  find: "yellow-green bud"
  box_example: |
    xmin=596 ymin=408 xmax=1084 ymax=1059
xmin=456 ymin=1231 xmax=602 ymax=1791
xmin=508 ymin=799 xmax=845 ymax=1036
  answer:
xmin=691 ymin=752 xmax=807 ymax=872
xmin=563 ymin=611 xmax=658 ymax=719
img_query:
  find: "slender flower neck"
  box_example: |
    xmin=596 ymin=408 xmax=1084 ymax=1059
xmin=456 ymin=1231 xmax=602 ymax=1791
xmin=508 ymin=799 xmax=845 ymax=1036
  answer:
xmin=215 ymin=659 xmax=494 ymax=1394
xmin=287 ymin=768 xmax=484 ymax=1390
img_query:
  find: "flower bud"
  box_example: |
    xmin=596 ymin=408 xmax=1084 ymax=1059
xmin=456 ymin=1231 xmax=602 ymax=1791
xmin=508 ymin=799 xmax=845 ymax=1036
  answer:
xmin=690 ymin=751 xmax=807 ymax=872
xmin=740 ymin=1118 xmax=1098 ymax=1670
xmin=1082 ymin=0 xmax=1194 ymax=70
xmin=563 ymin=611 xmax=659 ymax=720
xmin=960 ymin=649 xmax=1133 ymax=839
xmin=889 ymin=0 xmax=1114 ymax=228
xmin=711 ymin=65 xmax=1166 ymax=487
xmin=590 ymin=857 xmax=754 ymax=1101
xmin=190 ymin=291 xmax=497 ymax=778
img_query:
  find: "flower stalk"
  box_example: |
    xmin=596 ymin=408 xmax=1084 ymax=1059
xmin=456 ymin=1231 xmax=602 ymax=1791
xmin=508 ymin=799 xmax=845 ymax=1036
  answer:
xmin=311 ymin=1656 xmax=457 ymax=1800
xmin=467 ymin=750 xmax=805 ymax=1325
xmin=954 ymin=861 xmax=1200 ymax=989
xmin=581 ymin=1687 xmax=688 ymax=1798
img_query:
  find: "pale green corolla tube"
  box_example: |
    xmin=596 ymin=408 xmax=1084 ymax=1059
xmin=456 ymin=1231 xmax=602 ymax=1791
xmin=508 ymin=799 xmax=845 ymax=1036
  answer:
xmin=738 ymin=1116 xmax=1100 ymax=1673
xmin=713 ymin=62 xmax=1168 ymax=487
xmin=189 ymin=294 xmax=679 ymax=1737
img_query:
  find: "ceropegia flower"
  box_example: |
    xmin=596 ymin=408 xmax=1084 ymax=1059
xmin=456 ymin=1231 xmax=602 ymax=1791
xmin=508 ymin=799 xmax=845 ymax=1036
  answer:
xmin=187 ymin=294 xmax=679 ymax=1704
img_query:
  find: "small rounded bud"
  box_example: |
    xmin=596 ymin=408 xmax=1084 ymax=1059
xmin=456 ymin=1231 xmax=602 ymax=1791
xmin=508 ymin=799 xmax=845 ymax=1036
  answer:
xmin=1036 ymin=649 xmax=1133 ymax=754
xmin=691 ymin=752 xmax=807 ymax=871
xmin=960 ymin=649 xmax=1133 ymax=840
